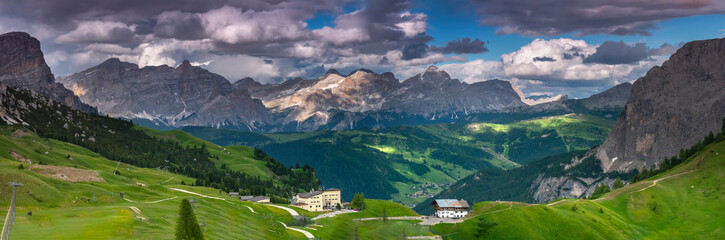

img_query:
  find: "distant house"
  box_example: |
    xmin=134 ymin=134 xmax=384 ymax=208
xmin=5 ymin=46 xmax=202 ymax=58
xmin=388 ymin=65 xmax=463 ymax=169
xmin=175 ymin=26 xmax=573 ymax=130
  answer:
xmin=431 ymin=199 xmax=469 ymax=218
xmin=229 ymin=192 xmax=239 ymax=197
xmin=249 ymin=196 xmax=270 ymax=203
xmin=292 ymin=188 xmax=341 ymax=211
xmin=239 ymin=195 xmax=270 ymax=203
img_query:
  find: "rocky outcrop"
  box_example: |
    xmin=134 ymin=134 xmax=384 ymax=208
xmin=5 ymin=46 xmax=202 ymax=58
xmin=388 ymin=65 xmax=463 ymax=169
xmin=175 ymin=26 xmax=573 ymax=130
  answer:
xmin=597 ymin=37 xmax=725 ymax=172
xmin=60 ymin=58 xmax=269 ymax=130
xmin=0 ymin=32 xmax=96 ymax=113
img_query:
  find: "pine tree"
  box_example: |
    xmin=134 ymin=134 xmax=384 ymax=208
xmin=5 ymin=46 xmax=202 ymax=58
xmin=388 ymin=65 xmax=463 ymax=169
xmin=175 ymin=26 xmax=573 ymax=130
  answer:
xmin=612 ymin=177 xmax=625 ymax=189
xmin=350 ymin=193 xmax=366 ymax=210
xmin=176 ymin=198 xmax=203 ymax=240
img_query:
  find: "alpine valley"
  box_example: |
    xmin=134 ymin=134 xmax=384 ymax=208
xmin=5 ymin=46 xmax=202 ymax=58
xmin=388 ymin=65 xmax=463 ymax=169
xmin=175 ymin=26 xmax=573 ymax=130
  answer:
xmin=1 ymin=7 xmax=725 ymax=239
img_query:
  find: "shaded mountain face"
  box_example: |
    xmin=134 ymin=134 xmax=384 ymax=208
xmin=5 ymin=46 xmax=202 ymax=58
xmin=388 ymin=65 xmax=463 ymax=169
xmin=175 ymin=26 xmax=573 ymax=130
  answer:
xmin=597 ymin=37 xmax=725 ymax=172
xmin=60 ymin=58 xmax=269 ymax=130
xmin=0 ymin=32 xmax=96 ymax=113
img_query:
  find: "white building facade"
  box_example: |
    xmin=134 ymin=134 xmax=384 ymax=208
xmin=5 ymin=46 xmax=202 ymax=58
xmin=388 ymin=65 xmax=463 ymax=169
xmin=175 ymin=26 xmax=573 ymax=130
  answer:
xmin=431 ymin=199 xmax=470 ymax=218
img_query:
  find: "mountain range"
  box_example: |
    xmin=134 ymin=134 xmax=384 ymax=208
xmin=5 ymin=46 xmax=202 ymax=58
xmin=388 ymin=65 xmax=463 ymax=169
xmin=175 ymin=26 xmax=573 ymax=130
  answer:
xmin=58 ymin=48 xmax=630 ymax=133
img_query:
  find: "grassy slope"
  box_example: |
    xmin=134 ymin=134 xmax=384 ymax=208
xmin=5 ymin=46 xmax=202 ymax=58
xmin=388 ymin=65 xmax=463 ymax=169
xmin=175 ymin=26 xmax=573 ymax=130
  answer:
xmin=184 ymin=113 xmax=614 ymax=205
xmin=311 ymin=199 xmax=432 ymax=240
xmin=0 ymin=126 xmax=306 ymax=239
xmin=438 ymin=140 xmax=725 ymax=239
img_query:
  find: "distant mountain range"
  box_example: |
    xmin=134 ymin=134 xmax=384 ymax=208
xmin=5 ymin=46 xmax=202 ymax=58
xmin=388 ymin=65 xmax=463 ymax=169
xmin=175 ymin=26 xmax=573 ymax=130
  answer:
xmin=57 ymin=48 xmax=630 ymax=133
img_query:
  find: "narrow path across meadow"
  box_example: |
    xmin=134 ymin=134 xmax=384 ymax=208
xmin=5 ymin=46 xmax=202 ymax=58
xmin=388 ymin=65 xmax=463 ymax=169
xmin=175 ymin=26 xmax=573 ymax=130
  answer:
xmin=168 ymin=187 xmax=229 ymax=202
xmin=266 ymin=204 xmax=299 ymax=216
xmin=277 ymin=221 xmax=314 ymax=239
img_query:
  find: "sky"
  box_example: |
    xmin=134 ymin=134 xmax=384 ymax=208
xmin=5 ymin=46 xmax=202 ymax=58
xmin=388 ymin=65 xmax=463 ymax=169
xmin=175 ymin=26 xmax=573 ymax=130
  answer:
xmin=1 ymin=0 xmax=724 ymax=98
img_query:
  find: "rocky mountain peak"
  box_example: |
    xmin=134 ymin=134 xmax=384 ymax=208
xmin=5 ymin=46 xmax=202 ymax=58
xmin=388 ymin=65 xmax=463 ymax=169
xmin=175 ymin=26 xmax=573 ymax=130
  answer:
xmin=348 ymin=68 xmax=374 ymax=76
xmin=421 ymin=65 xmax=451 ymax=82
xmin=0 ymin=31 xmax=96 ymax=113
xmin=176 ymin=59 xmax=193 ymax=72
xmin=325 ymin=69 xmax=342 ymax=76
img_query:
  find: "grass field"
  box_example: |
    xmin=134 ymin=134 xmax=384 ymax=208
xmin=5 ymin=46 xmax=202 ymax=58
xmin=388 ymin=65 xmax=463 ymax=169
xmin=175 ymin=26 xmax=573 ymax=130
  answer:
xmin=437 ymin=139 xmax=725 ymax=239
xmin=310 ymin=199 xmax=434 ymax=240
xmin=0 ymin=125 xmax=309 ymax=239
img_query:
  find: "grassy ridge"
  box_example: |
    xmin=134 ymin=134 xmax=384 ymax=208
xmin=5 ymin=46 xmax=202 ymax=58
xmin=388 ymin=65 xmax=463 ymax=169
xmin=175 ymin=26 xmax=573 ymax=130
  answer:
xmin=438 ymin=139 xmax=725 ymax=239
xmin=183 ymin=113 xmax=614 ymax=205
xmin=0 ymin=126 xmax=307 ymax=239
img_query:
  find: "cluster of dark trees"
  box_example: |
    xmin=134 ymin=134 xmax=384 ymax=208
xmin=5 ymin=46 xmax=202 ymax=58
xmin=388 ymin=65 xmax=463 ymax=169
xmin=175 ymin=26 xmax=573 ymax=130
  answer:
xmin=589 ymin=177 xmax=625 ymax=199
xmin=349 ymin=193 xmax=366 ymax=210
xmin=252 ymin=148 xmax=319 ymax=192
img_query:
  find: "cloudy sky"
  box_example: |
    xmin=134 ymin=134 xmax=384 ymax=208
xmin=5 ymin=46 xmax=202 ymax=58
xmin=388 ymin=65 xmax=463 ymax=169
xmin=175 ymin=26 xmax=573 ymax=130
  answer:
xmin=1 ymin=0 xmax=724 ymax=98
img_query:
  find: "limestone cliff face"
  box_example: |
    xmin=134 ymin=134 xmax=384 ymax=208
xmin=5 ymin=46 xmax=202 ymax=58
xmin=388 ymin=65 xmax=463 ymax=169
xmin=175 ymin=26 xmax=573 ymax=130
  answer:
xmin=597 ymin=37 xmax=725 ymax=172
xmin=0 ymin=32 xmax=96 ymax=113
xmin=60 ymin=58 xmax=269 ymax=130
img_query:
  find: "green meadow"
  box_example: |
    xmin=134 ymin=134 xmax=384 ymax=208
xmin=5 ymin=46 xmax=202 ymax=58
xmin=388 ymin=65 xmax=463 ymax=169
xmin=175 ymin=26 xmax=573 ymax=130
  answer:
xmin=0 ymin=126 xmax=307 ymax=239
xmin=433 ymin=138 xmax=725 ymax=239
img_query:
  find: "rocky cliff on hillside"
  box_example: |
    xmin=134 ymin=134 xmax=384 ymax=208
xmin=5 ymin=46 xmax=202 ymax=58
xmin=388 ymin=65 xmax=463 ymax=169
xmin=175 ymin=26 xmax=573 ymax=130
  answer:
xmin=60 ymin=58 xmax=269 ymax=130
xmin=0 ymin=32 xmax=96 ymax=113
xmin=597 ymin=37 xmax=725 ymax=172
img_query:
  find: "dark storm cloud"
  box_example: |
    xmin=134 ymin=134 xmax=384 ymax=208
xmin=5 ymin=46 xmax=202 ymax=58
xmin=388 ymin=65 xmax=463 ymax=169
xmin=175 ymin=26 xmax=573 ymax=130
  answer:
xmin=0 ymin=0 xmax=318 ymax=24
xmin=430 ymin=37 xmax=488 ymax=54
xmin=584 ymin=40 xmax=682 ymax=65
xmin=584 ymin=41 xmax=649 ymax=65
xmin=533 ymin=56 xmax=556 ymax=62
xmin=402 ymin=43 xmax=428 ymax=60
xmin=649 ymin=42 xmax=683 ymax=56
xmin=153 ymin=11 xmax=206 ymax=40
xmin=467 ymin=0 xmax=725 ymax=36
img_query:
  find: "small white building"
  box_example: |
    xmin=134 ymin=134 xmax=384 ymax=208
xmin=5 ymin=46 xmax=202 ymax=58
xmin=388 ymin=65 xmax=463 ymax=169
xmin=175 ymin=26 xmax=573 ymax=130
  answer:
xmin=431 ymin=199 xmax=469 ymax=218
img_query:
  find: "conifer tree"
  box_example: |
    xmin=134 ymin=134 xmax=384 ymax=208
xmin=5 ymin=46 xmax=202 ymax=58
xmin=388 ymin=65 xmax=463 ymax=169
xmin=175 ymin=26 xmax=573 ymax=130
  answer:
xmin=612 ymin=177 xmax=625 ymax=189
xmin=176 ymin=198 xmax=203 ymax=240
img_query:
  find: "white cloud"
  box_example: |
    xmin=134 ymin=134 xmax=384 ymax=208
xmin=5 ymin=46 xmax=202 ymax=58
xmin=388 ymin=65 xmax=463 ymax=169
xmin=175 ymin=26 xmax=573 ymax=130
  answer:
xmin=313 ymin=26 xmax=369 ymax=45
xmin=395 ymin=12 xmax=427 ymax=38
xmin=204 ymin=55 xmax=281 ymax=82
xmin=83 ymin=44 xmax=136 ymax=55
xmin=439 ymin=59 xmax=504 ymax=83
xmin=199 ymin=6 xmax=311 ymax=45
